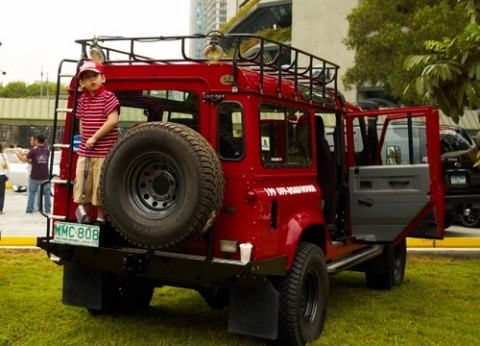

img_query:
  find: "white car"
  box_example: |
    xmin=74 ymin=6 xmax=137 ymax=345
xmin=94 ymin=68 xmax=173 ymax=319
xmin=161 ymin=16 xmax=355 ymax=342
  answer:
xmin=4 ymin=148 xmax=60 ymax=193
xmin=4 ymin=148 xmax=29 ymax=192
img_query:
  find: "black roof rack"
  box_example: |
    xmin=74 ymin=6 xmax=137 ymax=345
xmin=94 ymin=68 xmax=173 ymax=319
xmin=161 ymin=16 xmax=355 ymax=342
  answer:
xmin=75 ymin=32 xmax=339 ymax=103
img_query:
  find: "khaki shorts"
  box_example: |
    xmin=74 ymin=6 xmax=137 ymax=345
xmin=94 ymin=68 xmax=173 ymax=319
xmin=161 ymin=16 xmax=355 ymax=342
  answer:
xmin=73 ymin=156 xmax=105 ymax=206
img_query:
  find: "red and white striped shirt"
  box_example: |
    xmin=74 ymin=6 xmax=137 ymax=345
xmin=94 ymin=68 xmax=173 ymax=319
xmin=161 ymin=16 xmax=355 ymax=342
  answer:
xmin=76 ymin=85 xmax=120 ymax=157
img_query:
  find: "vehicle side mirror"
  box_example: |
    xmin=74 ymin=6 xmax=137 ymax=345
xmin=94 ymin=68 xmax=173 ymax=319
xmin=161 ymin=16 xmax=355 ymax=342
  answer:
xmin=386 ymin=146 xmax=401 ymax=165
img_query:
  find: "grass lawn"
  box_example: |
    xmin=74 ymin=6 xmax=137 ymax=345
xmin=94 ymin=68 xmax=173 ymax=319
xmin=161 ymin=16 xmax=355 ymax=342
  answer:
xmin=0 ymin=249 xmax=479 ymax=345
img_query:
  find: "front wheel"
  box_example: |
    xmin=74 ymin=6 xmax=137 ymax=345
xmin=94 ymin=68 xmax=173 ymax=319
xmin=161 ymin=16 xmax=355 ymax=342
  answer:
xmin=460 ymin=209 xmax=480 ymax=228
xmin=274 ymin=242 xmax=328 ymax=345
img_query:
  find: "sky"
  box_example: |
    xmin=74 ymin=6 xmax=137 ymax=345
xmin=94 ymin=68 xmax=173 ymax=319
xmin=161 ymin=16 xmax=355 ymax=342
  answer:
xmin=0 ymin=0 xmax=191 ymax=84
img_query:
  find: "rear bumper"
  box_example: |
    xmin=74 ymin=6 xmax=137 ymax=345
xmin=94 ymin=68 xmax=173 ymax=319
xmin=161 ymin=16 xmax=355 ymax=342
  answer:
xmin=36 ymin=237 xmax=287 ymax=286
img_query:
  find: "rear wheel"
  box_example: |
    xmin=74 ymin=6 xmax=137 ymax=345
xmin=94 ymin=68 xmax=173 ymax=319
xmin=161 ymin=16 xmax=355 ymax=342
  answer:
xmin=365 ymin=239 xmax=406 ymax=290
xmin=274 ymin=242 xmax=328 ymax=345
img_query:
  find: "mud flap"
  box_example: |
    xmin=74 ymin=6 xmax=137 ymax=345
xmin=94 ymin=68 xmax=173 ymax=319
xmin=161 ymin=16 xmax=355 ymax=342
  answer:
xmin=62 ymin=264 xmax=102 ymax=309
xmin=228 ymin=281 xmax=279 ymax=340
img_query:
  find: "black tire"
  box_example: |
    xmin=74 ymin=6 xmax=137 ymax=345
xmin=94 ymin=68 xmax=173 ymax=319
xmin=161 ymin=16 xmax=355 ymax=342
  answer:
xmin=100 ymin=122 xmax=224 ymax=249
xmin=365 ymin=239 xmax=407 ymax=290
xmin=88 ymin=273 xmax=155 ymax=315
xmin=460 ymin=209 xmax=480 ymax=228
xmin=275 ymin=242 xmax=328 ymax=345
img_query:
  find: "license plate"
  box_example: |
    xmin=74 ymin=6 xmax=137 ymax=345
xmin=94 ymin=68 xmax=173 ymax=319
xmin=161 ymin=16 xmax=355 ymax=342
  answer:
xmin=53 ymin=222 xmax=100 ymax=247
xmin=450 ymin=175 xmax=467 ymax=185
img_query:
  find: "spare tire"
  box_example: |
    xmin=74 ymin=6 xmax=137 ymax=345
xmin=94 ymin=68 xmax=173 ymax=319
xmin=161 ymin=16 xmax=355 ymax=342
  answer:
xmin=100 ymin=122 xmax=224 ymax=249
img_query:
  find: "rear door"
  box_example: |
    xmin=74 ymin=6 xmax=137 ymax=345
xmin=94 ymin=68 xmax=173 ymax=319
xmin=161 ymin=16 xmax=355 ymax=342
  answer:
xmin=346 ymin=107 xmax=445 ymax=242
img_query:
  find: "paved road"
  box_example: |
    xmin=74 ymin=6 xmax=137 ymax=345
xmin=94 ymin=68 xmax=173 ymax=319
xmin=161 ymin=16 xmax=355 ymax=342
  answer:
xmin=0 ymin=188 xmax=479 ymax=247
xmin=0 ymin=189 xmax=48 ymax=238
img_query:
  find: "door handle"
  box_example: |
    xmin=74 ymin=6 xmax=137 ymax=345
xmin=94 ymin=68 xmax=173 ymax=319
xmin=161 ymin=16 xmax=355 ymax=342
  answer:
xmin=358 ymin=198 xmax=374 ymax=207
xmin=389 ymin=180 xmax=410 ymax=186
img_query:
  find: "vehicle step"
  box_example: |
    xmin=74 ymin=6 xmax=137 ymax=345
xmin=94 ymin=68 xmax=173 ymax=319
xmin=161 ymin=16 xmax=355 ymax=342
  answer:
xmin=327 ymin=244 xmax=383 ymax=274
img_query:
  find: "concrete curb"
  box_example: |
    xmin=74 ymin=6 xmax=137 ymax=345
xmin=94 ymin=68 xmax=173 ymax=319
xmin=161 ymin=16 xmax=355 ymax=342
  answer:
xmin=0 ymin=237 xmax=37 ymax=247
xmin=407 ymin=237 xmax=480 ymax=248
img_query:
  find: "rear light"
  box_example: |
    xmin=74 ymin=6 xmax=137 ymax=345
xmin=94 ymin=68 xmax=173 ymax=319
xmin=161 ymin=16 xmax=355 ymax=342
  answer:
xmin=220 ymin=240 xmax=238 ymax=253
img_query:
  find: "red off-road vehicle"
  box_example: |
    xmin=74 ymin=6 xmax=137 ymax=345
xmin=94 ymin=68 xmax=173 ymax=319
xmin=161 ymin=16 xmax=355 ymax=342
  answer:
xmin=38 ymin=33 xmax=445 ymax=345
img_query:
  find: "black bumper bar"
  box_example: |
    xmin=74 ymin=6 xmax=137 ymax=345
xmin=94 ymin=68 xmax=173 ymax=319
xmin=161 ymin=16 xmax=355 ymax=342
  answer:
xmin=37 ymin=237 xmax=287 ymax=286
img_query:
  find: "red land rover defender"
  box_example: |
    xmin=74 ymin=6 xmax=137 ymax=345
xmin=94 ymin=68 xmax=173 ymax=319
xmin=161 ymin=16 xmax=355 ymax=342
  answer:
xmin=38 ymin=33 xmax=445 ymax=345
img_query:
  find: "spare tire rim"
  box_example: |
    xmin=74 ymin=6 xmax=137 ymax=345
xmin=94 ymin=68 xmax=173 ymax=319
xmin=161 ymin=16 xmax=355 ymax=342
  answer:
xmin=130 ymin=156 xmax=180 ymax=216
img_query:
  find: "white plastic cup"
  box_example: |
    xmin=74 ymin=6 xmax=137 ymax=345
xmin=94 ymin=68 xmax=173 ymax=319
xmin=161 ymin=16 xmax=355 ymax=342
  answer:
xmin=239 ymin=243 xmax=253 ymax=264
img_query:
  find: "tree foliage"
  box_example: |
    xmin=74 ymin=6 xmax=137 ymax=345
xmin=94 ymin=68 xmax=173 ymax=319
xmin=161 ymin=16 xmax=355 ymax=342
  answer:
xmin=404 ymin=0 xmax=480 ymax=122
xmin=343 ymin=0 xmax=469 ymax=104
xmin=0 ymin=81 xmax=67 ymax=98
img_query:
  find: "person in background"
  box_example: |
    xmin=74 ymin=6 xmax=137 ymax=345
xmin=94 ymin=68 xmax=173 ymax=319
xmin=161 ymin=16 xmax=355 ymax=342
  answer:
xmin=16 ymin=134 xmax=51 ymax=214
xmin=25 ymin=135 xmax=39 ymax=210
xmin=73 ymin=60 xmax=120 ymax=224
xmin=0 ymin=144 xmax=9 ymax=214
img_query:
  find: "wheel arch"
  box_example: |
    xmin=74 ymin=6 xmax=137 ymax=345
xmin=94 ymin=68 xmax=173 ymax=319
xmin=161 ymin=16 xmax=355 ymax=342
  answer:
xmin=284 ymin=211 xmax=328 ymax=269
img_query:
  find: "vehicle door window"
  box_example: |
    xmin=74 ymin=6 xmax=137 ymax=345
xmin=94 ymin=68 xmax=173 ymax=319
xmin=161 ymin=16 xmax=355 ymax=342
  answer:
xmin=379 ymin=119 xmax=427 ymax=165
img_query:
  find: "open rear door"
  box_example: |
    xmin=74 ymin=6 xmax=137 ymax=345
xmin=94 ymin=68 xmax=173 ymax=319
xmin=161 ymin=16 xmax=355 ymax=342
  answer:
xmin=346 ymin=107 xmax=445 ymax=243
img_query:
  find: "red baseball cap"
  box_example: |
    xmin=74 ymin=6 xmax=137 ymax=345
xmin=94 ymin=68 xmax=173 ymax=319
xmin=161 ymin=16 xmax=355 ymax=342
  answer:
xmin=78 ymin=60 xmax=104 ymax=79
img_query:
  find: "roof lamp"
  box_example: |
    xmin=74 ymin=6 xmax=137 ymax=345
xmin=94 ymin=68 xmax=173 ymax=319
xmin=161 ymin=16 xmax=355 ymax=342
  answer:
xmin=89 ymin=45 xmax=106 ymax=64
xmin=203 ymin=31 xmax=224 ymax=62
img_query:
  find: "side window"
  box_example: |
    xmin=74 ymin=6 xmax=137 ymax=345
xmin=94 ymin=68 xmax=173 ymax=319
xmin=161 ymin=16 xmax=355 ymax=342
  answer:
xmin=218 ymin=102 xmax=244 ymax=160
xmin=114 ymin=90 xmax=199 ymax=130
xmin=259 ymin=103 xmax=311 ymax=167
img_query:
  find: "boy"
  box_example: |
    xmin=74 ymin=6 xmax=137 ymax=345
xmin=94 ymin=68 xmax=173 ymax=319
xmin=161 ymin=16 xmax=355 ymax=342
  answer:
xmin=74 ymin=60 xmax=120 ymax=224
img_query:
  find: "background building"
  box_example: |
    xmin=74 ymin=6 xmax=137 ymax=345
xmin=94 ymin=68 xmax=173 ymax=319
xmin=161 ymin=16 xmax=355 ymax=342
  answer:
xmin=190 ymin=0 xmax=239 ymax=58
xmin=292 ymin=0 xmax=357 ymax=102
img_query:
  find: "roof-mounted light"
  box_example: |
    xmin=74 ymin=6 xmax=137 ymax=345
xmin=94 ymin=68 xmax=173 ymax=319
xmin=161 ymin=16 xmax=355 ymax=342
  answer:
xmin=202 ymin=31 xmax=225 ymax=62
xmin=88 ymin=36 xmax=106 ymax=63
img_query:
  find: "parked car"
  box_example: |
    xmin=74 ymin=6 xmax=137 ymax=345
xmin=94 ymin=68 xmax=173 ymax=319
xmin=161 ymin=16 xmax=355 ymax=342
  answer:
xmin=4 ymin=148 xmax=60 ymax=193
xmin=3 ymin=148 xmax=29 ymax=192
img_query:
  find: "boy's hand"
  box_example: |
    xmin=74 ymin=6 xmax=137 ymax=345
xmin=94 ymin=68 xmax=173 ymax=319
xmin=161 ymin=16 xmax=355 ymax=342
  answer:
xmin=86 ymin=137 xmax=97 ymax=148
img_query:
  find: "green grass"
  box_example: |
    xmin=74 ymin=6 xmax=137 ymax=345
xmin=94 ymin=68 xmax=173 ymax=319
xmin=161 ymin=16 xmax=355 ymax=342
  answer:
xmin=0 ymin=249 xmax=479 ymax=345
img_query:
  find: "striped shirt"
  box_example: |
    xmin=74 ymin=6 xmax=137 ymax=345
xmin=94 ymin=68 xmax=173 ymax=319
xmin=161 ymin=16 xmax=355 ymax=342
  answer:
xmin=76 ymin=85 xmax=120 ymax=157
